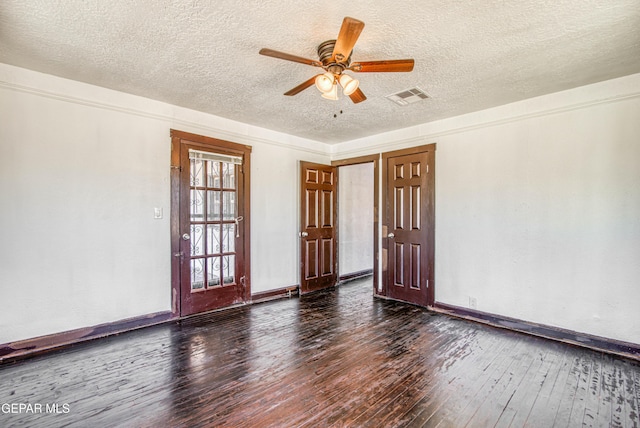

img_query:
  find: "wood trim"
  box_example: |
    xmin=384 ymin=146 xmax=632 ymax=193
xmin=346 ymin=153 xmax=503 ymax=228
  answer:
xmin=426 ymin=150 xmax=435 ymax=306
xmin=170 ymin=133 xmax=181 ymax=317
xmin=381 ymin=143 xmax=437 ymax=160
xmin=243 ymin=146 xmax=252 ymax=304
xmin=331 ymin=154 xmax=379 ymax=167
xmin=433 ymin=302 xmax=640 ymax=361
xmin=170 ymin=129 xmax=253 ymax=155
xmin=0 ymin=312 xmax=173 ymax=363
xmin=373 ymin=157 xmax=379 ymax=297
xmin=339 ymin=269 xmax=373 ymax=282
xmin=332 ymin=155 xmax=380 ymax=299
xmin=251 ymin=285 xmax=299 ymax=303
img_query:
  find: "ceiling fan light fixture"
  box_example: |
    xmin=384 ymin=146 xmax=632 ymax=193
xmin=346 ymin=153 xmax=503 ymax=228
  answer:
xmin=321 ymin=83 xmax=339 ymax=100
xmin=260 ymin=16 xmax=415 ymax=104
xmin=339 ymin=74 xmax=359 ymax=96
xmin=315 ymin=72 xmax=335 ymax=93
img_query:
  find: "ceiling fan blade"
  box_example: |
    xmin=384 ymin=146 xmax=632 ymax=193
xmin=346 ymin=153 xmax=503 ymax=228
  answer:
xmin=332 ymin=17 xmax=365 ymax=62
xmin=350 ymin=59 xmax=415 ymax=73
xmin=259 ymin=48 xmax=322 ymax=67
xmin=284 ymin=76 xmax=318 ymax=96
xmin=348 ymin=88 xmax=367 ymax=104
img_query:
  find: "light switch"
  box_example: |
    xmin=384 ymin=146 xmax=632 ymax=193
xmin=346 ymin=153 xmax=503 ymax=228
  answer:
xmin=154 ymin=207 xmax=163 ymax=219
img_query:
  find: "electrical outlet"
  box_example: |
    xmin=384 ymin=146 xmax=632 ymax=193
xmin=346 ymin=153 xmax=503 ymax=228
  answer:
xmin=469 ymin=296 xmax=477 ymax=309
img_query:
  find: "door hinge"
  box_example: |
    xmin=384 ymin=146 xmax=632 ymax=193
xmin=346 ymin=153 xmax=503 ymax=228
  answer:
xmin=173 ymin=252 xmax=184 ymax=261
xmin=170 ymin=165 xmax=182 ymax=172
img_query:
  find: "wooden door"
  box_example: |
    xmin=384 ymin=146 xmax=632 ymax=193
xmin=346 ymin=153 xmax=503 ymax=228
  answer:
xmin=300 ymin=162 xmax=338 ymax=294
xmin=171 ymin=130 xmax=251 ymax=316
xmin=383 ymin=146 xmax=435 ymax=307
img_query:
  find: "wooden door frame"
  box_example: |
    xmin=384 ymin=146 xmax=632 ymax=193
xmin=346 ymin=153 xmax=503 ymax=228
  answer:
xmin=381 ymin=144 xmax=436 ymax=307
xmin=331 ymin=154 xmax=380 ymax=295
xmin=170 ymin=129 xmax=252 ymax=317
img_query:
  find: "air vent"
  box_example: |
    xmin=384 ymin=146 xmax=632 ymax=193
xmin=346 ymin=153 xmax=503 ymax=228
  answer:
xmin=386 ymin=87 xmax=430 ymax=106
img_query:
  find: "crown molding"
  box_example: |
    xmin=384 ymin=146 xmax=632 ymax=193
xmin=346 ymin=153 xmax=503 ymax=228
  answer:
xmin=332 ymin=88 xmax=640 ymax=160
xmin=2 ymin=65 xmax=638 ymax=161
xmin=0 ymin=79 xmax=330 ymax=157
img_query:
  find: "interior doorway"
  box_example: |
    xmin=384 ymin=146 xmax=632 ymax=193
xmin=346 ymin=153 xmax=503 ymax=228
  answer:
xmin=301 ymin=148 xmax=434 ymax=306
xmin=332 ymin=155 xmax=379 ymax=294
xmin=337 ymin=163 xmax=374 ymax=278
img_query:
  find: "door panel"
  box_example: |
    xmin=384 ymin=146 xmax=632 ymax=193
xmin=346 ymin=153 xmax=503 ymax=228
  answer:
xmin=383 ymin=146 xmax=435 ymax=307
xmin=171 ymin=130 xmax=251 ymax=316
xmin=300 ymin=161 xmax=337 ymax=294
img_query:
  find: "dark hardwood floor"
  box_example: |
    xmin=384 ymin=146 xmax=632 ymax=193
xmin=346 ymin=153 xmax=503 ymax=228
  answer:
xmin=1 ymin=278 xmax=639 ymax=427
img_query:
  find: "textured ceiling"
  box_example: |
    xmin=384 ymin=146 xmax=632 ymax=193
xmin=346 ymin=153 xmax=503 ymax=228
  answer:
xmin=1 ymin=1 xmax=639 ymax=144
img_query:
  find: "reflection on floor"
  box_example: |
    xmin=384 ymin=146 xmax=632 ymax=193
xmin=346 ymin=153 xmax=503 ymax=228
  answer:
xmin=1 ymin=277 xmax=639 ymax=427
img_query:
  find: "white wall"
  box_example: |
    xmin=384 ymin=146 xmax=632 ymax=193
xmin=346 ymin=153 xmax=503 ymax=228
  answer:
xmin=0 ymin=63 xmax=329 ymax=344
xmin=3 ymin=61 xmax=639 ymax=347
xmin=334 ymin=73 xmax=640 ymax=345
xmin=251 ymin=143 xmax=328 ymax=292
xmin=338 ymin=163 xmax=374 ymax=275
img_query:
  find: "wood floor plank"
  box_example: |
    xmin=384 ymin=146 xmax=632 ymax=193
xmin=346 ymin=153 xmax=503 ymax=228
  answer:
xmin=341 ymin=324 xmax=467 ymax=426
xmin=581 ymin=351 xmax=603 ymax=428
xmin=615 ymin=356 xmax=640 ymax=428
xmin=552 ymin=353 xmax=586 ymax=427
xmin=453 ymin=338 xmax=538 ymax=427
xmin=492 ymin=345 xmax=552 ymax=427
xmin=423 ymin=335 xmax=527 ymax=426
xmin=417 ymin=332 xmax=518 ymax=427
xmin=636 ymin=365 xmax=640 ymax=422
xmin=595 ymin=353 xmax=615 ymax=428
xmin=297 ymin=308 xmax=434 ymax=426
xmin=0 ymin=278 xmax=638 ymax=428
xmin=505 ymin=342 xmax=567 ymax=427
xmin=568 ymin=351 xmax=594 ymax=426
xmin=523 ymin=345 xmax=576 ymax=427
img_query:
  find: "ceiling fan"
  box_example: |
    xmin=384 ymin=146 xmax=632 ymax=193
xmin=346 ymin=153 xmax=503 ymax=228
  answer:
xmin=259 ymin=17 xmax=415 ymax=104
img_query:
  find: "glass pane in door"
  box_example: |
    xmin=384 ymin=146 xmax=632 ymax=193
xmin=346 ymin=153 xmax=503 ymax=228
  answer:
xmin=191 ymin=258 xmax=204 ymax=290
xmin=222 ymin=191 xmax=236 ymax=220
xmin=221 ymin=223 xmax=235 ymax=253
xmin=222 ymin=255 xmax=235 ymax=284
xmin=189 ymin=153 xmax=239 ymax=291
xmin=207 ymin=161 xmax=221 ymax=188
xmin=190 ymin=224 xmax=204 ymax=256
xmin=222 ymin=162 xmax=235 ymax=189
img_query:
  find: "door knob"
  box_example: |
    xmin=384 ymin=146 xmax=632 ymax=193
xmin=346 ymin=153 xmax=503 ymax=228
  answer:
xmin=182 ymin=233 xmax=190 ymax=241
xmin=300 ymin=231 xmax=309 ymax=237
xmin=387 ymin=232 xmax=395 ymax=238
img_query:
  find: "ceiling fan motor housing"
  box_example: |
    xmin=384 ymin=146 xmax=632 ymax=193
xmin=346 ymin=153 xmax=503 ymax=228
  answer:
xmin=317 ymin=40 xmax=351 ymax=74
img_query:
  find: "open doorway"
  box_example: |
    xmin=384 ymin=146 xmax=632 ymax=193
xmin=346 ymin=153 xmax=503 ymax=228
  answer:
xmin=332 ymin=155 xmax=379 ymax=294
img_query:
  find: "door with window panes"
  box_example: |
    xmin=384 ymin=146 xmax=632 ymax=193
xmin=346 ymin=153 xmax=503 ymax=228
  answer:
xmin=171 ymin=130 xmax=251 ymax=316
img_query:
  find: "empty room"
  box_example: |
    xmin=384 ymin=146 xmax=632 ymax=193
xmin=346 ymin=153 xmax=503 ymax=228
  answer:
xmin=1 ymin=1 xmax=639 ymax=427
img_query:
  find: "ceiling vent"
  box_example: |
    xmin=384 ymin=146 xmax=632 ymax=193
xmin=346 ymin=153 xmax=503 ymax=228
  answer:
xmin=386 ymin=87 xmax=430 ymax=106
